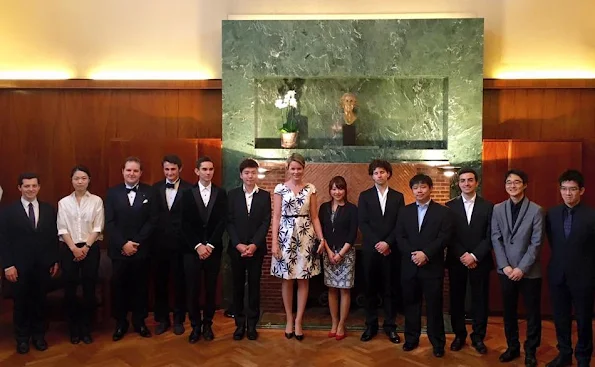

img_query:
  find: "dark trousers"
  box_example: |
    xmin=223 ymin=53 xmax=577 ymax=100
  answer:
xmin=401 ymin=276 xmax=445 ymax=348
xmin=499 ymin=275 xmax=542 ymax=353
xmin=153 ymin=249 xmax=186 ymax=325
xmin=111 ymin=258 xmax=149 ymax=328
xmin=60 ymin=243 xmax=100 ymax=334
xmin=362 ymin=250 xmax=400 ymax=331
xmin=12 ymin=264 xmax=52 ymax=343
xmin=448 ymin=264 xmax=490 ymax=342
xmin=550 ymin=279 xmax=594 ymax=364
xmin=184 ymin=252 xmax=221 ymax=328
xmin=230 ymin=252 xmax=264 ymax=328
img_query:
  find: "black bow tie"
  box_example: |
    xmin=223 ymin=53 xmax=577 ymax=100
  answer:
xmin=126 ymin=186 xmax=138 ymax=193
xmin=165 ymin=182 xmax=176 ymax=189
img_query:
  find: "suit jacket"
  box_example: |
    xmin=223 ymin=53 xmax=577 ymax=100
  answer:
xmin=491 ymin=197 xmax=544 ymax=278
xmin=105 ymin=183 xmax=156 ymax=260
xmin=226 ymin=186 xmax=271 ymax=258
xmin=446 ymin=195 xmax=494 ymax=272
xmin=181 ymin=183 xmax=227 ymax=254
xmin=395 ymin=200 xmax=452 ymax=279
xmin=358 ymin=186 xmax=404 ymax=252
xmin=319 ymin=201 xmax=358 ymax=252
xmin=151 ymin=179 xmax=193 ymax=252
xmin=0 ymin=200 xmax=59 ymax=272
xmin=546 ymin=202 xmax=595 ymax=288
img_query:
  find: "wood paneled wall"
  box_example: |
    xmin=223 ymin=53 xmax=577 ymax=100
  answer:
xmin=483 ymin=79 xmax=595 ymax=204
xmin=0 ymin=80 xmax=222 ymax=206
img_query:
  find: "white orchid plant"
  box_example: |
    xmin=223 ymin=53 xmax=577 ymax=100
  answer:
xmin=275 ymin=90 xmax=299 ymax=133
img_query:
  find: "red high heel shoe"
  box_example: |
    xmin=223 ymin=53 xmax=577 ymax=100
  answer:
xmin=328 ymin=332 xmax=336 ymax=338
xmin=336 ymin=332 xmax=347 ymax=341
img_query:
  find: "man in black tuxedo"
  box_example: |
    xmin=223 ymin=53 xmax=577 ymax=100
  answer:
xmin=181 ymin=156 xmax=227 ymax=343
xmin=396 ymin=174 xmax=452 ymax=358
xmin=227 ymin=159 xmax=271 ymax=341
xmin=105 ymin=156 xmax=155 ymax=341
xmin=545 ymin=170 xmax=595 ymax=367
xmin=358 ymin=159 xmax=404 ymax=343
xmin=0 ymin=173 xmax=59 ymax=354
xmin=446 ymin=168 xmax=494 ymax=355
xmin=151 ymin=155 xmax=192 ymax=336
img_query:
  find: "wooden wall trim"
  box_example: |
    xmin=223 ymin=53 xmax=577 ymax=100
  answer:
xmin=0 ymin=79 xmax=222 ymax=90
xmin=484 ymin=78 xmax=595 ymax=90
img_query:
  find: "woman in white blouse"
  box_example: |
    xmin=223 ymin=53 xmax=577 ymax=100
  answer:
xmin=57 ymin=165 xmax=104 ymax=345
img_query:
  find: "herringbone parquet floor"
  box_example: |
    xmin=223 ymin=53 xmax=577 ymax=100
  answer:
xmin=0 ymin=311 xmax=585 ymax=366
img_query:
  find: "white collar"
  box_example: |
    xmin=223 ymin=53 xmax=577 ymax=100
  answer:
xmin=166 ymin=179 xmax=180 ymax=185
xmin=416 ymin=200 xmax=431 ymax=208
xmin=70 ymin=191 xmax=91 ymax=199
xmin=21 ymin=197 xmax=38 ymax=207
xmin=243 ymin=184 xmax=259 ymax=195
xmin=375 ymin=184 xmax=389 ymax=195
xmin=462 ymin=194 xmax=476 ymax=204
xmin=199 ymin=181 xmax=212 ymax=191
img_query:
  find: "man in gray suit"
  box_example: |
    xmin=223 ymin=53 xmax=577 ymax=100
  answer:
xmin=491 ymin=169 xmax=544 ymax=367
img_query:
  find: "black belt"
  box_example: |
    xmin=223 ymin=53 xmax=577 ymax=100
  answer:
xmin=282 ymin=214 xmax=310 ymax=218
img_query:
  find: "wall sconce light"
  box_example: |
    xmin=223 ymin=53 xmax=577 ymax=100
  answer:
xmin=437 ymin=165 xmax=460 ymax=178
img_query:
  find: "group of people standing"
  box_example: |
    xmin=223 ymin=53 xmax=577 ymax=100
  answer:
xmin=0 ymin=153 xmax=592 ymax=367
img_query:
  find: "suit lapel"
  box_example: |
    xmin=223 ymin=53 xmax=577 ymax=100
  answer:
xmin=468 ymin=197 xmax=482 ymax=226
xmin=159 ymin=181 xmax=169 ymax=210
xmin=191 ymin=187 xmax=208 ymax=222
xmin=419 ymin=201 xmax=433 ymax=232
xmin=511 ymin=197 xmax=529 ymax=236
xmin=241 ymin=189 xmax=250 ymax=217
xmin=206 ymin=185 xmax=218 ymax=222
xmin=371 ymin=188 xmax=384 ymax=217
xmin=455 ymin=197 xmax=468 ymax=225
xmin=505 ymin=199 xmax=514 ymax=235
xmin=132 ymin=187 xmax=146 ymax=207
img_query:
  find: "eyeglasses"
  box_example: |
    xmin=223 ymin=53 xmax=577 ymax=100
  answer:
xmin=560 ymin=186 xmax=580 ymax=192
xmin=505 ymin=180 xmax=523 ymax=186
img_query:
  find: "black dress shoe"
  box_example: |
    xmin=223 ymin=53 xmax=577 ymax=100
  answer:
xmin=202 ymin=324 xmax=214 ymax=341
xmin=285 ymin=332 xmax=294 ymax=339
xmin=82 ymin=334 xmax=93 ymax=344
xmin=155 ymin=322 xmax=170 ymax=335
xmin=545 ymin=354 xmax=572 ymax=367
xmin=433 ymin=348 xmax=445 ymax=358
xmin=450 ymin=336 xmax=465 ymax=351
xmin=70 ymin=335 xmax=80 ymax=344
xmin=471 ymin=340 xmax=488 ymax=354
xmin=188 ymin=327 xmax=201 ymax=344
xmin=16 ymin=342 xmax=29 ymax=354
xmin=233 ymin=326 xmax=245 ymax=340
xmin=135 ymin=325 xmax=152 ymax=338
xmin=32 ymin=338 xmax=48 ymax=351
xmin=386 ymin=330 xmax=401 ymax=344
xmin=525 ymin=353 xmax=537 ymax=367
xmin=402 ymin=342 xmax=419 ymax=352
xmin=224 ymin=309 xmax=235 ymax=318
xmin=499 ymin=348 xmax=521 ymax=362
xmin=113 ymin=323 xmax=129 ymax=341
xmin=295 ymin=334 xmax=304 ymax=341
xmin=173 ymin=323 xmax=185 ymax=335
xmin=247 ymin=327 xmax=258 ymax=340
xmin=360 ymin=327 xmax=378 ymax=342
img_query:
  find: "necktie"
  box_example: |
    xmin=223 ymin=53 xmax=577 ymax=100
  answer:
xmin=28 ymin=202 xmax=36 ymax=228
xmin=563 ymin=208 xmax=572 ymax=238
xmin=126 ymin=186 xmax=138 ymax=194
xmin=165 ymin=182 xmax=175 ymax=189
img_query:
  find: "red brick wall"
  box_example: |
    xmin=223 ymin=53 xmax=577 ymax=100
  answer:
xmin=257 ymin=162 xmax=454 ymax=312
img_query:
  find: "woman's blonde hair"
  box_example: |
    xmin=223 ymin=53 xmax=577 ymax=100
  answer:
xmin=286 ymin=153 xmax=306 ymax=169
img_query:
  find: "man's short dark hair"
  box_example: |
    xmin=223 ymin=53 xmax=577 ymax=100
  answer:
xmin=239 ymin=158 xmax=259 ymax=173
xmin=558 ymin=169 xmax=584 ymax=188
xmin=409 ymin=174 xmax=433 ymax=189
xmin=505 ymin=169 xmax=528 ymax=184
xmin=196 ymin=156 xmax=213 ymax=169
xmin=162 ymin=155 xmax=182 ymax=168
xmin=457 ymin=167 xmax=478 ymax=181
xmin=18 ymin=172 xmax=40 ymax=186
xmin=368 ymin=159 xmax=392 ymax=178
xmin=123 ymin=156 xmax=143 ymax=171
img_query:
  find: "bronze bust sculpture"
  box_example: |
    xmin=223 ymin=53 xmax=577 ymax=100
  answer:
xmin=340 ymin=92 xmax=357 ymax=146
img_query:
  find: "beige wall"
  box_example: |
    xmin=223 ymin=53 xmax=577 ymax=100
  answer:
xmin=1 ymin=0 xmax=594 ymax=79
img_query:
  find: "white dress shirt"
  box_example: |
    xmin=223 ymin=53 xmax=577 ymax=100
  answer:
xmin=165 ymin=179 xmax=180 ymax=210
xmin=244 ymin=184 xmax=259 ymax=214
xmin=21 ymin=197 xmax=39 ymax=227
xmin=199 ymin=181 xmax=212 ymax=207
xmin=126 ymin=184 xmax=138 ymax=206
xmin=376 ymin=185 xmax=389 ymax=215
xmin=462 ymin=194 xmax=478 ymax=261
xmin=57 ymin=191 xmax=104 ymax=244
xmin=416 ymin=201 xmax=430 ymax=232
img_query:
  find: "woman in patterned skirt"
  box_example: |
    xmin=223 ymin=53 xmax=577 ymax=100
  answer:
xmin=271 ymin=153 xmax=325 ymax=341
xmin=319 ymin=176 xmax=358 ymax=340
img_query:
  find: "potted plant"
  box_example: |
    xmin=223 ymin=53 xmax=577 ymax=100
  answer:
xmin=275 ymin=90 xmax=299 ymax=148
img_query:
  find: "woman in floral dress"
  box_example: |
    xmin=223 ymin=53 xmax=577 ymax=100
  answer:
xmin=271 ymin=153 xmax=325 ymax=340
